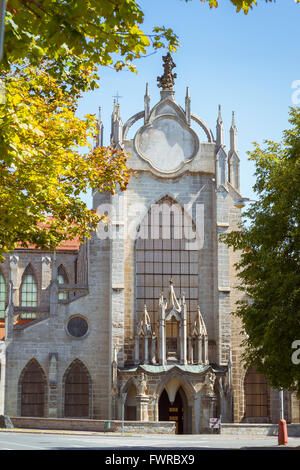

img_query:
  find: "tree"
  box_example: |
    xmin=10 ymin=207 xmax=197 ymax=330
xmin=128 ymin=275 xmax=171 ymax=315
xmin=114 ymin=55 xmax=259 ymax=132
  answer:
xmin=222 ymin=107 xmax=300 ymax=395
xmin=0 ymin=62 xmax=132 ymax=259
xmin=0 ymin=0 xmax=294 ymax=256
xmin=4 ymin=1 xmax=179 ymax=93
xmin=1 ymin=1 xmax=180 ymax=257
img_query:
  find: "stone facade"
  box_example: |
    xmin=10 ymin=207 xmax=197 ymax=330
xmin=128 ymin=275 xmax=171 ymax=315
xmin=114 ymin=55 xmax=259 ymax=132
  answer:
xmin=0 ymin=57 xmax=299 ymax=432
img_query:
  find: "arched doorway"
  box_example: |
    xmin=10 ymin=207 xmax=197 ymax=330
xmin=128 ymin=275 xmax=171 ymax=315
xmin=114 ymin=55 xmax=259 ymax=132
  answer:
xmin=159 ymin=387 xmax=187 ymax=434
xmin=20 ymin=359 xmax=47 ymax=417
xmin=64 ymin=360 xmax=91 ymax=418
xmin=125 ymin=382 xmax=137 ymax=421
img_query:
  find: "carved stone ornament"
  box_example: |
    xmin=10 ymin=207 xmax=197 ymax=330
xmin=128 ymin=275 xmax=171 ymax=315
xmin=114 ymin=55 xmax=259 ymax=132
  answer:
xmin=157 ymin=52 xmax=177 ymax=90
xmin=135 ymin=373 xmax=147 ymax=396
xmin=205 ymin=371 xmax=215 ymax=394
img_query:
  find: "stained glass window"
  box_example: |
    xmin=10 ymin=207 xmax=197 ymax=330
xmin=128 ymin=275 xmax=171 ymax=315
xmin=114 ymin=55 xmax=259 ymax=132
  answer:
xmin=21 ymin=270 xmax=37 ymax=307
xmin=58 ymin=265 xmax=68 ymax=300
xmin=136 ymin=197 xmax=199 ymax=335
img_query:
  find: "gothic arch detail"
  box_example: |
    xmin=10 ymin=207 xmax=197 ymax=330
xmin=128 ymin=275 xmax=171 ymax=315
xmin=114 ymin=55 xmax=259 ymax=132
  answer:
xmin=63 ymin=359 xmax=92 ymax=418
xmin=57 ymin=264 xmax=69 ymax=300
xmin=19 ymin=359 xmax=48 ymax=417
xmin=20 ymin=264 xmax=38 ymax=307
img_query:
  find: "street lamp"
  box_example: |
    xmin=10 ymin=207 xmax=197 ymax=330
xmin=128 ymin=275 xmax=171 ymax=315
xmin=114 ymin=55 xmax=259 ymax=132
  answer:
xmin=234 ymin=197 xmax=255 ymax=209
xmin=121 ymin=392 xmax=127 ymax=436
xmin=0 ymin=0 xmax=6 ymax=62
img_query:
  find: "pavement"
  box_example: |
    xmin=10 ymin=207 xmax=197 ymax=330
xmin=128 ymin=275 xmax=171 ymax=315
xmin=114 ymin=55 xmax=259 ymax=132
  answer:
xmin=0 ymin=428 xmax=300 ymax=451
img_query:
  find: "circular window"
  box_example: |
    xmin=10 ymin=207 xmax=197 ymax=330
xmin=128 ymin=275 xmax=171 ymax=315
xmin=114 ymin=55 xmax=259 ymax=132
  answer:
xmin=67 ymin=316 xmax=88 ymax=338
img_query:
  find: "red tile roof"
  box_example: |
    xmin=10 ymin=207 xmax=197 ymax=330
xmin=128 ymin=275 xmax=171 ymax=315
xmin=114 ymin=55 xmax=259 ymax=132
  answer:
xmin=16 ymin=236 xmax=81 ymax=251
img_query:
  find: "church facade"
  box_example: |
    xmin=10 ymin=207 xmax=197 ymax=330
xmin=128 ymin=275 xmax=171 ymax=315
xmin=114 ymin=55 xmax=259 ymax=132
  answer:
xmin=0 ymin=55 xmax=299 ymax=433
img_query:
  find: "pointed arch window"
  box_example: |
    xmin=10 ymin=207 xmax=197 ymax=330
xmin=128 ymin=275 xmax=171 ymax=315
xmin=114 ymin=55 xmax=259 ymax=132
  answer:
xmin=0 ymin=271 xmax=6 ymax=319
xmin=136 ymin=196 xmax=199 ymax=332
xmin=20 ymin=359 xmax=47 ymax=417
xmin=21 ymin=266 xmax=37 ymax=307
xmin=58 ymin=265 xmax=68 ymax=301
xmin=64 ymin=360 xmax=91 ymax=418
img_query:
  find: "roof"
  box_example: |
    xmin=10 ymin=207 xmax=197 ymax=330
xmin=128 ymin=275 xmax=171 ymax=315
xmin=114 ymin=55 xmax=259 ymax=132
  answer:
xmin=14 ymin=216 xmax=81 ymax=252
xmin=0 ymin=318 xmax=37 ymax=340
xmin=16 ymin=236 xmax=81 ymax=252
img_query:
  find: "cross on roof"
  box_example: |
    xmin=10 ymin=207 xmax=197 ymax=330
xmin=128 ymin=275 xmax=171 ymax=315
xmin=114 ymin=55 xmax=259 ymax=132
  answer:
xmin=113 ymin=91 xmax=123 ymax=104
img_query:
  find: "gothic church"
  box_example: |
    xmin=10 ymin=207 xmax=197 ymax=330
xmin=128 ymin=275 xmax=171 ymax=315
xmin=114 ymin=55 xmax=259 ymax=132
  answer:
xmin=1 ymin=54 xmax=299 ymax=433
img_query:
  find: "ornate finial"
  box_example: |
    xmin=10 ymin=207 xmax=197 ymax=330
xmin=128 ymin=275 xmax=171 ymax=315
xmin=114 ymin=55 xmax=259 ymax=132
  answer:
xmin=231 ymin=111 xmax=236 ymax=128
xmin=145 ymin=82 xmax=149 ymax=97
xmin=157 ymin=52 xmax=177 ymax=90
xmin=218 ymin=105 xmax=222 ymax=121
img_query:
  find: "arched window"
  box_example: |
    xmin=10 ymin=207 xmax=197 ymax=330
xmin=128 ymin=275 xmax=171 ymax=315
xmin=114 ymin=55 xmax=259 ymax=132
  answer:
xmin=20 ymin=266 xmax=37 ymax=319
xmin=136 ymin=196 xmax=199 ymax=334
xmin=0 ymin=271 xmax=6 ymax=319
xmin=64 ymin=360 xmax=91 ymax=418
xmin=58 ymin=265 xmax=68 ymax=301
xmin=20 ymin=359 xmax=47 ymax=417
xmin=244 ymin=367 xmax=269 ymax=419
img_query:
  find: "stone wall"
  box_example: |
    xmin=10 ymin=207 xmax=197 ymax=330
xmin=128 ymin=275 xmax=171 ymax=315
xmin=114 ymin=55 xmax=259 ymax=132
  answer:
xmin=220 ymin=423 xmax=300 ymax=437
xmin=9 ymin=417 xmax=175 ymax=434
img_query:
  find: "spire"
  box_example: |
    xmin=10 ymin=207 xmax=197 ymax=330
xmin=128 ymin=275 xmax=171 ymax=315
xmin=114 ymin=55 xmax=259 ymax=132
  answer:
xmin=185 ymin=86 xmax=191 ymax=125
xmin=192 ymin=306 xmax=207 ymax=337
xmin=229 ymin=111 xmax=240 ymax=190
xmin=168 ymin=279 xmax=181 ymax=313
xmin=216 ymin=104 xmax=224 ymax=147
xmin=110 ymin=98 xmax=123 ymax=147
xmin=144 ymin=82 xmax=150 ymax=123
xmin=230 ymin=111 xmax=238 ymax=152
xmin=138 ymin=304 xmax=152 ymax=336
xmin=95 ymin=106 xmax=104 ymax=148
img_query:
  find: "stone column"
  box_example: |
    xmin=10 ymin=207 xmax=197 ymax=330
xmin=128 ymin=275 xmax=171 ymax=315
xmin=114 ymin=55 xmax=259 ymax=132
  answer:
xmin=180 ymin=318 xmax=187 ymax=365
xmin=159 ymin=318 xmax=166 ymax=365
xmin=134 ymin=334 xmax=139 ymax=365
xmin=136 ymin=394 xmax=149 ymax=422
xmin=188 ymin=337 xmax=193 ymax=364
xmin=204 ymin=335 xmax=209 ymax=364
xmin=9 ymin=255 xmax=19 ymax=305
xmin=5 ymin=281 xmax=14 ymax=340
xmin=144 ymin=335 xmax=149 ymax=365
xmin=150 ymin=334 xmax=156 ymax=364
xmin=48 ymin=353 xmax=58 ymax=417
xmin=197 ymin=336 xmax=202 ymax=364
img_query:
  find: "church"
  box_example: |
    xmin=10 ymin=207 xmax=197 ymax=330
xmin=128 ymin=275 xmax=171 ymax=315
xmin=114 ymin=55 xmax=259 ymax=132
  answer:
xmin=0 ymin=54 xmax=299 ymax=433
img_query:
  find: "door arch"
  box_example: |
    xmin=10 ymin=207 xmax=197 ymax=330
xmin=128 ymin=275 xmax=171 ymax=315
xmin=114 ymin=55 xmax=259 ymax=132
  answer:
xmin=159 ymin=386 xmax=188 ymax=434
xmin=64 ymin=359 xmax=91 ymax=418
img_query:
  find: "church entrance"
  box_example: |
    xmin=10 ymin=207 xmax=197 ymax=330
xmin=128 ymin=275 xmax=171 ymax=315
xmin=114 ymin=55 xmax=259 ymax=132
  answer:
xmin=159 ymin=388 xmax=185 ymax=434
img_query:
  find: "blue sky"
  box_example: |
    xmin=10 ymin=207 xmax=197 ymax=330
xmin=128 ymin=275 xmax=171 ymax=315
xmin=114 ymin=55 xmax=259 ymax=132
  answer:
xmin=77 ymin=0 xmax=300 ymax=208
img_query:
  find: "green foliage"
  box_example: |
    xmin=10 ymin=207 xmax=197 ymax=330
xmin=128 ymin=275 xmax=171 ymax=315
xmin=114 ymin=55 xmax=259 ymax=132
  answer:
xmin=222 ymin=107 xmax=300 ymax=395
xmin=1 ymin=1 xmax=180 ymax=257
xmin=0 ymin=63 xmax=131 ymax=258
xmin=4 ymin=0 xmax=180 ymax=92
xmin=186 ymin=0 xmax=275 ymax=14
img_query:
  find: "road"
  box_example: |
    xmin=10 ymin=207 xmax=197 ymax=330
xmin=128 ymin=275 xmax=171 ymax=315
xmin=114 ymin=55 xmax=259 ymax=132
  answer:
xmin=0 ymin=431 xmax=300 ymax=450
